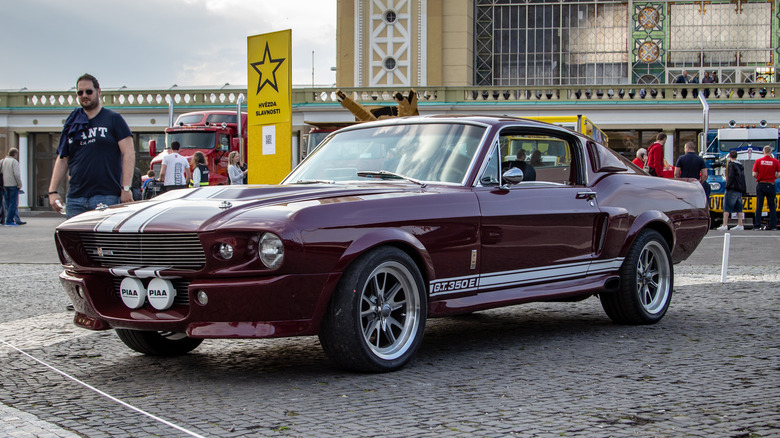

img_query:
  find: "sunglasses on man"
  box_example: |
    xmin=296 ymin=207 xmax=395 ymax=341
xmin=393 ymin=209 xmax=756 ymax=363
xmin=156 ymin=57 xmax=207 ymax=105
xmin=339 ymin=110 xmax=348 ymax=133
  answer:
xmin=77 ymin=89 xmax=95 ymax=96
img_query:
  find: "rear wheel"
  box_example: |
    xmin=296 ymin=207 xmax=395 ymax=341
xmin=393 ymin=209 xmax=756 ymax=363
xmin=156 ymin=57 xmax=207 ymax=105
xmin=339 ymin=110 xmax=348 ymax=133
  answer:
xmin=115 ymin=329 xmax=203 ymax=356
xmin=600 ymin=229 xmax=673 ymax=324
xmin=319 ymin=246 xmax=427 ymax=372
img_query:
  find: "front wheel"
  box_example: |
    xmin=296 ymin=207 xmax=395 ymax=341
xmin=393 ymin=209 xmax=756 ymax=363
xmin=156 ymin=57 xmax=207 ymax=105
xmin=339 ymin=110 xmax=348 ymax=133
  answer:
xmin=319 ymin=246 xmax=427 ymax=372
xmin=115 ymin=329 xmax=203 ymax=356
xmin=600 ymin=229 xmax=673 ymax=325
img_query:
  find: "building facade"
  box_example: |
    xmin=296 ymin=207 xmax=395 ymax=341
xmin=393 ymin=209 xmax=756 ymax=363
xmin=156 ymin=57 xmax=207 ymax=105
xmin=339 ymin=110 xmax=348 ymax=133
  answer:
xmin=337 ymin=0 xmax=778 ymax=88
xmin=2 ymin=0 xmax=779 ymax=210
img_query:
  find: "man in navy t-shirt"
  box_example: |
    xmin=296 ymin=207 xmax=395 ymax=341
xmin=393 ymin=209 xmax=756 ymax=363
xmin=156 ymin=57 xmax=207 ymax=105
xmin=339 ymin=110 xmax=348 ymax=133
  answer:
xmin=675 ymin=141 xmax=709 ymax=197
xmin=47 ymin=74 xmax=135 ymax=218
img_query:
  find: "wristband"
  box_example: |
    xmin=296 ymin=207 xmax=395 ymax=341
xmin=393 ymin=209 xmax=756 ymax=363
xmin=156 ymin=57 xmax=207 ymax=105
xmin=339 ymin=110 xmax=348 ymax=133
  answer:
xmin=48 ymin=191 xmax=59 ymax=195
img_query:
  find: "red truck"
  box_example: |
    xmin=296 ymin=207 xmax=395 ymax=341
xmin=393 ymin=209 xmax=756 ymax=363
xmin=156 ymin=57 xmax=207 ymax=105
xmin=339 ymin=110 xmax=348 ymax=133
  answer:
xmin=146 ymin=108 xmax=247 ymax=191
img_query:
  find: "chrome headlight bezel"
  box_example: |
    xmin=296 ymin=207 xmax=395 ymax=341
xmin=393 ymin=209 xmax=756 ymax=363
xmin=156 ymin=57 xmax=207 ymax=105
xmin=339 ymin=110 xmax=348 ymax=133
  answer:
xmin=217 ymin=242 xmax=234 ymax=260
xmin=258 ymin=232 xmax=284 ymax=269
xmin=708 ymin=181 xmax=722 ymax=192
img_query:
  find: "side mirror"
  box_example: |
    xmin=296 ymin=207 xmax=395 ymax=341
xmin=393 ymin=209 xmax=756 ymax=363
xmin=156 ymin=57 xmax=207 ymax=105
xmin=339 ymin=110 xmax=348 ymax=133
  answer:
xmin=502 ymin=167 xmax=524 ymax=185
xmin=149 ymin=140 xmax=157 ymax=157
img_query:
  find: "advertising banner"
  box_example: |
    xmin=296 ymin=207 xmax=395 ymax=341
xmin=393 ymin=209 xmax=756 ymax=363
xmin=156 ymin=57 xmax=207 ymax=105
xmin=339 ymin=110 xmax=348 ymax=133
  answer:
xmin=247 ymin=29 xmax=292 ymax=184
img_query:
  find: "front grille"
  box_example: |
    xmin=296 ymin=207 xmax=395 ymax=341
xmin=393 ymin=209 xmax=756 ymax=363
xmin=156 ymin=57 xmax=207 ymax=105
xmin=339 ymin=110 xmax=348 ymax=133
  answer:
xmin=79 ymin=233 xmax=206 ymax=270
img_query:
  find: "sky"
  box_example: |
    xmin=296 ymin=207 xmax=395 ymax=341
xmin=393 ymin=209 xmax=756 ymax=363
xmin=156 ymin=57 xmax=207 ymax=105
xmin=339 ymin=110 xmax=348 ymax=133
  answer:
xmin=0 ymin=0 xmax=337 ymax=91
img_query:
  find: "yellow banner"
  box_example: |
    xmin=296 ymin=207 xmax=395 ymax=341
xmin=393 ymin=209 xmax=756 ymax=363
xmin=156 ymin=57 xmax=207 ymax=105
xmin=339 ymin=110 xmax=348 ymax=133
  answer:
xmin=247 ymin=30 xmax=292 ymax=184
xmin=709 ymin=194 xmax=780 ymax=213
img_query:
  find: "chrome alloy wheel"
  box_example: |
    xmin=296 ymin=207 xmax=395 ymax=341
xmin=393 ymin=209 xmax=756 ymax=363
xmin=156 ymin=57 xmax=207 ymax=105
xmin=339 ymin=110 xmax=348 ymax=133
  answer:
xmin=636 ymin=240 xmax=671 ymax=315
xmin=359 ymin=261 xmax=421 ymax=360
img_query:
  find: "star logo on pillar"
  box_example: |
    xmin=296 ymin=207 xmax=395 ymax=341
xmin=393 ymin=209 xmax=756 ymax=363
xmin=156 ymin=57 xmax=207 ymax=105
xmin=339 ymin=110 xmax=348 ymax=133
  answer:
xmin=251 ymin=42 xmax=285 ymax=94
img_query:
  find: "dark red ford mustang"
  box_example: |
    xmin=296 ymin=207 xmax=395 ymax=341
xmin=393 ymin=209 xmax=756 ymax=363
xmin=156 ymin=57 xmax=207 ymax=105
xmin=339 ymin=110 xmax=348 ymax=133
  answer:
xmin=55 ymin=115 xmax=709 ymax=372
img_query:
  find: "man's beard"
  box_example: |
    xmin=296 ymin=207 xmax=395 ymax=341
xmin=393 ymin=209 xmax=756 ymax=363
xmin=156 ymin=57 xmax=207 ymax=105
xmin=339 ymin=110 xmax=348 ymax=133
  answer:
xmin=80 ymin=98 xmax=99 ymax=111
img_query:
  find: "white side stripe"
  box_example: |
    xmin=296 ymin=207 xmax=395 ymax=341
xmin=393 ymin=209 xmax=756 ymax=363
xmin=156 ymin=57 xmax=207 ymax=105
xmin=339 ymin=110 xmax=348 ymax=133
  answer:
xmin=430 ymin=258 xmax=625 ymax=298
xmin=588 ymin=258 xmax=625 ymax=274
xmin=480 ymin=261 xmax=590 ymax=288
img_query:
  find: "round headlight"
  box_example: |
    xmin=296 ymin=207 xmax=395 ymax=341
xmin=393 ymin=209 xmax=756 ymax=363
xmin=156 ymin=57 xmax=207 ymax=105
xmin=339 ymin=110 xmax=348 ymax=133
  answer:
xmin=218 ymin=243 xmax=234 ymax=260
xmin=709 ymin=182 xmax=722 ymax=192
xmin=259 ymin=233 xmax=284 ymax=269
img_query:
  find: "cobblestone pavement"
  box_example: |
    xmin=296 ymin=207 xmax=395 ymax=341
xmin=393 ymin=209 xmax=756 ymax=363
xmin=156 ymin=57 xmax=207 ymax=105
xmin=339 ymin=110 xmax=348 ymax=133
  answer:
xmin=0 ymin=219 xmax=778 ymax=437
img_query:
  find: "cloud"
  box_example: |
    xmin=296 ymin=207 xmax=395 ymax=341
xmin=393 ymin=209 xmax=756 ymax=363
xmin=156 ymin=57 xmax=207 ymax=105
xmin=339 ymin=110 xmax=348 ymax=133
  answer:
xmin=0 ymin=0 xmax=336 ymax=90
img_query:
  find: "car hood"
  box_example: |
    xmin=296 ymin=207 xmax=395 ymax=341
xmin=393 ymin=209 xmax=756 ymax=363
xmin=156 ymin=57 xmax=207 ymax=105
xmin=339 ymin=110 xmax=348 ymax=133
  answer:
xmin=56 ymin=184 xmax=431 ymax=233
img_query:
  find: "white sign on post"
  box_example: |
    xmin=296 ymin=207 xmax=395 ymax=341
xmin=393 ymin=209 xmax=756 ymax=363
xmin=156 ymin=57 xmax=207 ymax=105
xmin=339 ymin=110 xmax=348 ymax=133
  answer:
xmin=262 ymin=125 xmax=276 ymax=155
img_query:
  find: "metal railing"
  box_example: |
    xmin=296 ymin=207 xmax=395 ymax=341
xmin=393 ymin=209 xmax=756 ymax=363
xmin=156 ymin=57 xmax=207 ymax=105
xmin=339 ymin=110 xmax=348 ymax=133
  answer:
xmin=1 ymin=83 xmax=776 ymax=111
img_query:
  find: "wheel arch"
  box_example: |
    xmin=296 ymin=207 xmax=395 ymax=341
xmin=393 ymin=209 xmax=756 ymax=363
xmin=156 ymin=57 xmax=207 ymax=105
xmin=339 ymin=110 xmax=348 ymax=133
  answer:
xmin=621 ymin=211 xmax=674 ymax=259
xmin=334 ymin=228 xmax=435 ymax=293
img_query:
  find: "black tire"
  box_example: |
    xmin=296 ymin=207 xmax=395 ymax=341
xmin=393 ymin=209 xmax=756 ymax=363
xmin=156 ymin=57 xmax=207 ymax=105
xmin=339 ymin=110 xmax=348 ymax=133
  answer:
xmin=600 ymin=229 xmax=673 ymax=325
xmin=319 ymin=246 xmax=427 ymax=372
xmin=115 ymin=329 xmax=203 ymax=356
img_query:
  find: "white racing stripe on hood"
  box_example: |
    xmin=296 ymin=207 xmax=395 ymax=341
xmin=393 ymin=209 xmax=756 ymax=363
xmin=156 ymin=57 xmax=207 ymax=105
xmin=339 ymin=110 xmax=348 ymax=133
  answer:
xmin=186 ymin=188 xmax=229 ymax=199
xmin=93 ymin=211 xmax=135 ymax=233
xmin=117 ymin=203 xmax=179 ymax=233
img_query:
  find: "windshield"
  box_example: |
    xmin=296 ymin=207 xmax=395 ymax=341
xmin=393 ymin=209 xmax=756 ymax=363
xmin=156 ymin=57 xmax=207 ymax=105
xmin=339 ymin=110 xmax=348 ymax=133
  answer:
xmin=285 ymin=123 xmax=487 ymax=184
xmin=306 ymin=131 xmax=332 ymax=156
xmin=165 ymin=132 xmax=217 ymax=150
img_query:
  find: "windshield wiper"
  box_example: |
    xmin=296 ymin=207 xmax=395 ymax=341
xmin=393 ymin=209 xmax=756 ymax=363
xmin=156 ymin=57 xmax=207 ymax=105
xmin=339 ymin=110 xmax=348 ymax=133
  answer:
xmin=356 ymin=170 xmax=427 ymax=188
xmin=294 ymin=179 xmax=335 ymax=184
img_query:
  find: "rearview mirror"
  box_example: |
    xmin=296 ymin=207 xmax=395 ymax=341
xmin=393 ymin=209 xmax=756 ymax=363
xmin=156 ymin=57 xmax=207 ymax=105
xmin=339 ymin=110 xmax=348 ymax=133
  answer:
xmin=149 ymin=140 xmax=157 ymax=157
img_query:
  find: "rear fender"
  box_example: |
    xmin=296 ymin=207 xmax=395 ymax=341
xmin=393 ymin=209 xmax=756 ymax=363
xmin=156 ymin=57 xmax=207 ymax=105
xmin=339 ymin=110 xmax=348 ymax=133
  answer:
xmin=620 ymin=210 xmax=674 ymax=259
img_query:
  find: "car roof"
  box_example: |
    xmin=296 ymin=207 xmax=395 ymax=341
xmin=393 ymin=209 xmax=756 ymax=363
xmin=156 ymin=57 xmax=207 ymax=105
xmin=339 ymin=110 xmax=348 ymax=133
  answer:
xmin=333 ymin=114 xmax=580 ymax=135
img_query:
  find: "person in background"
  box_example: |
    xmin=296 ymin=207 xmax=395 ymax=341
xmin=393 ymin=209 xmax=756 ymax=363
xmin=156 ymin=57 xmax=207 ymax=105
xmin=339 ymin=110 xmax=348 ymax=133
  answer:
xmin=2 ymin=148 xmax=24 ymax=226
xmin=690 ymin=72 xmax=700 ymax=99
xmin=752 ymin=145 xmax=780 ymax=230
xmin=529 ymin=150 xmax=543 ymax=167
xmin=131 ymin=166 xmax=142 ymax=201
xmin=509 ymin=149 xmax=536 ymax=182
xmin=701 ymin=71 xmax=713 ymax=98
xmin=228 ymin=151 xmax=247 ymax=185
xmin=675 ymin=141 xmax=709 ymax=197
xmin=190 ymin=151 xmax=209 ymax=187
xmin=142 ymin=170 xmax=156 ymax=191
xmin=48 ymin=73 xmax=134 ymax=218
xmin=676 ymin=70 xmax=689 ymax=98
xmin=159 ymin=141 xmax=190 ymax=192
xmin=141 ymin=170 xmax=160 ymax=200
xmin=646 ymin=132 xmax=666 ymax=177
xmin=632 ymin=148 xmax=647 ymax=168
xmin=717 ymin=150 xmax=746 ymax=231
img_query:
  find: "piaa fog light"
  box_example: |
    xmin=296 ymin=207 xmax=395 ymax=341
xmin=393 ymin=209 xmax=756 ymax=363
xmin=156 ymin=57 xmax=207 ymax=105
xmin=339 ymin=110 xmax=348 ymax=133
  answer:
xmin=218 ymin=243 xmax=234 ymax=260
xmin=259 ymin=233 xmax=284 ymax=269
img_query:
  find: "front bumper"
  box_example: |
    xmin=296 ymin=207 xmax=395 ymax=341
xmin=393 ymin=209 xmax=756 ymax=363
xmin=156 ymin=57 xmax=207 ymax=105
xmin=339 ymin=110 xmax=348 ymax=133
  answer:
xmin=60 ymin=270 xmax=338 ymax=339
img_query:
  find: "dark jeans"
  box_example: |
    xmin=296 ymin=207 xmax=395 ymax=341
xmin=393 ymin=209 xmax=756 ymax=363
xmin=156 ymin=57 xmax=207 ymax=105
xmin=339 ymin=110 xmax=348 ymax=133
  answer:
xmin=65 ymin=194 xmax=121 ymax=219
xmin=4 ymin=186 xmax=19 ymax=225
xmin=754 ymin=182 xmax=778 ymax=230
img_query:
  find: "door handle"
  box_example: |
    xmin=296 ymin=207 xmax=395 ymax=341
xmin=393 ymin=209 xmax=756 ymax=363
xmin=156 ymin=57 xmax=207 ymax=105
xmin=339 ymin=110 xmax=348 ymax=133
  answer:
xmin=576 ymin=191 xmax=597 ymax=200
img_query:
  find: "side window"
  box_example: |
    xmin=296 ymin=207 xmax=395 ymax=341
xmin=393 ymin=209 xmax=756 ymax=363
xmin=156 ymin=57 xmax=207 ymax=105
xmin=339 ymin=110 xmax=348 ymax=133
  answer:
xmin=479 ymin=140 xmax=501 ymax=185
xmin=498 ymin=129 xmax=578 ymax=185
